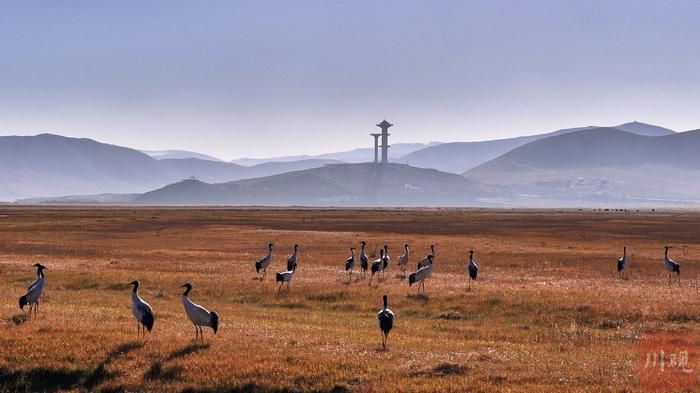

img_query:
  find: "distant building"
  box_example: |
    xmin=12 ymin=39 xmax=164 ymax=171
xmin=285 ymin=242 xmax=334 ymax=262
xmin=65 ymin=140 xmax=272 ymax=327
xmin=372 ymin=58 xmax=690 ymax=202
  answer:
xmin=370 ymin=119 xmax=393 ymax=163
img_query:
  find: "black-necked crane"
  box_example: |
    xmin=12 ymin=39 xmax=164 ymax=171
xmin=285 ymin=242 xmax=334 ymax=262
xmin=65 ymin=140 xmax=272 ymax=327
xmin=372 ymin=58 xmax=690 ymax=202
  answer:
xmin=377 ymin=294 xmax=395 ymax=350
xmin=617 ymin=246 xmax=627 ymax=277
xmin=276 ymin=262 xmax=297 ymax=294
xmin=397 ymin=243 xmax=409 ymax=276
xmin=359 ymin=241 xmax=369 ymax=277
xmin=181 ymin=283 xmax=219 ymax=340
xmin=369 ymin=249 xmax=384 ymax=286
xmin=345 ymin=246 xmax=356 ymax=282
xmin=255 ymin=243 xmax=274 ymax=279
xmin=467 ymin=250 xmax=478 ymax=289
xmin=381 ymin=245 xmax=390 ymax=277
xmin=19 ymin=263 xmax=47 ymax=317
xmin=663 ymin=245 xmax=680 ymax=284
xmin=287 ymin=244 xmax=299 ymax=272
xmin=129 ymin=280 xmax=154 ymax=338
xmin=417 ymin=244 xmax=435 ymax=269
xmin=408 ymin=254 xmax=434 ymax=293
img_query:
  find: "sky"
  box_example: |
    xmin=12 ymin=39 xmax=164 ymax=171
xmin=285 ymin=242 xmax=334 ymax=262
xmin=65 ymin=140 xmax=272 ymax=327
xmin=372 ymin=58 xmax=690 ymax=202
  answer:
xmin=1 ymin=0 xmax=699 ymax=160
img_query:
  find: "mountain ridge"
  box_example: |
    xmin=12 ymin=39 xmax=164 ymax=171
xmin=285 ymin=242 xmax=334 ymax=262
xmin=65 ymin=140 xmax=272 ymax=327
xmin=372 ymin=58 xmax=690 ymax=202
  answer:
xmin=397 ymin=121 xmax=674 ymax=174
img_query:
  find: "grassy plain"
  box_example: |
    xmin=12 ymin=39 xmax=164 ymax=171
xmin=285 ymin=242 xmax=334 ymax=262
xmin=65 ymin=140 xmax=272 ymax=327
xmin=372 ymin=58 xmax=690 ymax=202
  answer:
xmin=2 ymin=207 xmax=700 ymax=392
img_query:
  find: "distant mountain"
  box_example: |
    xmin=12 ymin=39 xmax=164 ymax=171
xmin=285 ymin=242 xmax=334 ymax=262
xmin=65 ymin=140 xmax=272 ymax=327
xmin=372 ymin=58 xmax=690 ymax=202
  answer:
xmin=158 ymin=157 xmax=341 ymax=183
xmin=135 ymin=163 xmax=500 ymax=206
xmin=613 ymin=121 xmax=675 ymax=137
xmin=0 ymin=133 xmax=170 ymax=201
xmin=397 ymin=122 xmax=674 ymax=174
xmin=231 ymin=142 xmax=441 ymax=166
xmin=0 ymin=134 xmax=341 ymax=201
xmin=141 ymin=149 xmax=224 ymax=162
xmin=464 ymin=127 xmax=700 ymax=204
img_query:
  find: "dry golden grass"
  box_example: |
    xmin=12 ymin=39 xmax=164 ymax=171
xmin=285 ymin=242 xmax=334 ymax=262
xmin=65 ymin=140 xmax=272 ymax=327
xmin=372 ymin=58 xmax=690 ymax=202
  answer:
xmin=2 ymin=207 xmax=700 ymax=392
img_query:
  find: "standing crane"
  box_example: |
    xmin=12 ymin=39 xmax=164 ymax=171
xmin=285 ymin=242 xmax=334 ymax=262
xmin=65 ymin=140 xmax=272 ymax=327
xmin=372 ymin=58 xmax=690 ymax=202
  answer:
xmin=276 ymin=262 xmax=297 ymax=294
xmin=359 ymin=241 xmax=369 ymax=277
xmin=255 ymin=243 xmax=274 ymax=279
xmin=617 ymin=246 xmax=627 ymax=277
xmin=381 ymin=245 xmax=390 ymax=277
xmin=19 ymin=263 xmax=47 ymax=317
xmin=287 ymin=244 xmax=299 ymax=272
xmin=345 ymin=246 xmax=356 ymax=282
xmin=408 ymin=254 xmax=434 ymax=294
xmin=467 ymin=250 xmax=478 ymax=289
xmin=181 ymin=283 xmax=219 ymax=340
xmin=369 ymin=249 xmax=384 ymax=286
xmin=129 ymin=280 xmax=154 ymax=338
xmin=377 ymin=295 xmax=395 ymax=350
xmin=663 ymin=246 xmax=681 ymax=284
xmin=417 ymin=244 xmax=435 ymax=269
xmin=396 ymin=244 xmax=410 ymax=276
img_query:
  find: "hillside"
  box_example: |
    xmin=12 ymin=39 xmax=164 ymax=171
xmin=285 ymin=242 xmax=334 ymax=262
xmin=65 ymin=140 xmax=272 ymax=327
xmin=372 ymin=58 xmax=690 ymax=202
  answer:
xmin=141 ymin=149 xmax=224 ymax=161
xmin=231 ymin=142 xmax=441 ymax=166
xmin=135 ymin=163 xmax=500 ymax=206
xmin=464 ymin=127 xmax=700 ymax=203
xmin=397 ymin=122 xmax=673 ymax=174
xmin=0 ymin=134 xmax=343 ymax=201
xmin=0 ymin=134 xmax=170 ymax=201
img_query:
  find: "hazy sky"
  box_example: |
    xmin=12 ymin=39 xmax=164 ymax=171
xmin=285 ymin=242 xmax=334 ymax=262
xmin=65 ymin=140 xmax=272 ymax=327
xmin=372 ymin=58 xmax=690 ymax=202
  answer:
xmin=1 ymin=1 xmax=699 ymax=159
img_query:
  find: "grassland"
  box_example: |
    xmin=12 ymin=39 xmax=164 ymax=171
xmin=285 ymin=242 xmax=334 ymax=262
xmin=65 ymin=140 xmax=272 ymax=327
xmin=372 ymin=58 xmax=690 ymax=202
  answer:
xmin=1 ymin=207 xmax=700 ymax=392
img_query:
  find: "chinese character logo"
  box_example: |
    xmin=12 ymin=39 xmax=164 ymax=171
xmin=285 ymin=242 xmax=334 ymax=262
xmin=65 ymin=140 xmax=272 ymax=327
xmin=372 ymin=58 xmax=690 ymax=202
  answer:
xmin=640 ymin=332 xmax=696 ymax=391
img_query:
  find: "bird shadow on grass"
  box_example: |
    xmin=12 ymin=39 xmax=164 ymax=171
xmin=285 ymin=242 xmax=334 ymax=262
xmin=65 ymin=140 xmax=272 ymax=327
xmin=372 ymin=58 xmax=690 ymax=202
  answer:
xmin=143 ymin=343 xmax=210 ymax=382
xmin=407 ymin=293 xmax=430 ymax=302
xmin=83 ymin=341 xmax=144 ymax=389
xmin=0 ymin=366 xmax=85 ymax=393
xmin=143 ymin=362 xmax=184 ymax=382
xmin=166 ymin=342 xmax=210 ymax=361
xmin=0 ymin=341 xmax=143 ymax=392
xmin=8 ymin=314 xmax=29 ymax=326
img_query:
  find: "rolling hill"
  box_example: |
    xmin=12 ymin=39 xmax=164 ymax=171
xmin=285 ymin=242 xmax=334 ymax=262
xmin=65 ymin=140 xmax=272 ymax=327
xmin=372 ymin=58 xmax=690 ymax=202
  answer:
xmin=141 ymin=149 xmax=224 ymax=161
xmin=0 ymin=134 xmax=343 ymax=201
xmin=397 ymin=122 xmax=674 ymax=174
xmin=463 ymin=127 xmax=700 ymax=204
xmin=135 ymin=163 xmax=500 ymax=206
xmin=0 ymin=134 xmax=170 ymax=201
xmin=231 ymin=142 xmax=441 ymax=166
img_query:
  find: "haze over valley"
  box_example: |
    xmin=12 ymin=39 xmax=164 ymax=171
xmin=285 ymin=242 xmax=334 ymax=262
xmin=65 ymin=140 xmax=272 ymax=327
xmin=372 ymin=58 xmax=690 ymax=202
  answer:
xmin=5 ymin=120 xmax=699 ymax=207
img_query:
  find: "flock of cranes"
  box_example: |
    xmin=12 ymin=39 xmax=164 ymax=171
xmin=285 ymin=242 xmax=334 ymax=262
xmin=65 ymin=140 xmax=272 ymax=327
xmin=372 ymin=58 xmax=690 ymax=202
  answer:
xmin=15 ymin=243 xmax=684 ymax=350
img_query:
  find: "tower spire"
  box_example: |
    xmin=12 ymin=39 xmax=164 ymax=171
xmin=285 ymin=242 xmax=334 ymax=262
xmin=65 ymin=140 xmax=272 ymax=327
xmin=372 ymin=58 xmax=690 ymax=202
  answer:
xmin=376 ymin=120 xmax=393 ymax=163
